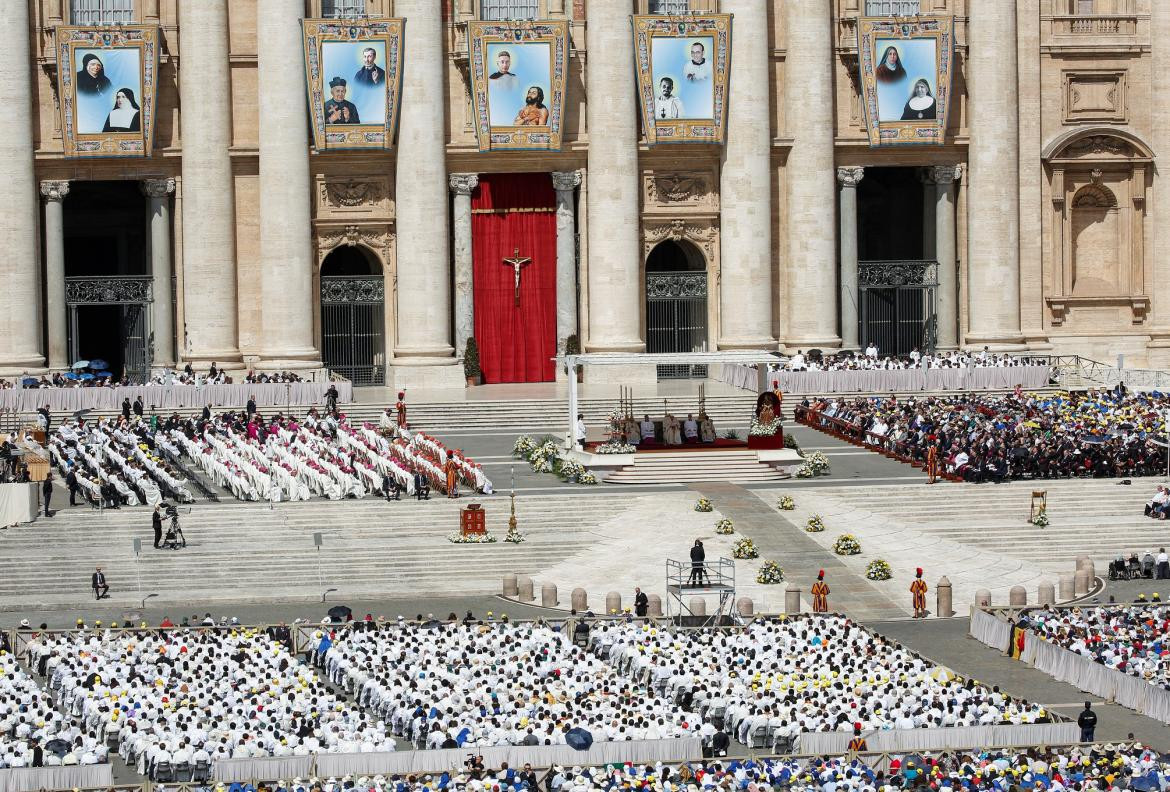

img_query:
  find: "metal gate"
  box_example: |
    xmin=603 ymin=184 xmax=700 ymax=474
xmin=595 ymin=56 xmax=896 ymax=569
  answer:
xmin=858 ymin=260 xmax=938 ymax=356
xmin=646 ymin=271 xmax=708 ymax=379
xmin=320 ymin=275 xmax=385 ymax=385
xmin=65 ymin=276 xmax=153 ymax=382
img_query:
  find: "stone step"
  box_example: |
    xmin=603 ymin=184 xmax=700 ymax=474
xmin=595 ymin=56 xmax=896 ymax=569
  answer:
xmin=606 ymin=449 xmax=786 ymax=484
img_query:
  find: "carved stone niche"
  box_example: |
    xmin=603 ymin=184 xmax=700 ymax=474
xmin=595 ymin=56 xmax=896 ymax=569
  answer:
xmin=315 ymin=223 xmax=396 ymax=270
xmin=315 ymin=176 xmax=393 ymax=219
xmin=642 ymin=218 xmax=719 ymax=265
xmin=644 ymin=171 xmax=717 ymax=211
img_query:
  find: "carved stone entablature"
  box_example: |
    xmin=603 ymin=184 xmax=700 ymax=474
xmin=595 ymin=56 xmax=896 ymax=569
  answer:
xmin=1066 ymin=135 xmax=1130 ymax=157
xmin=643 ymin=218 xmax=718 ymax=262
xmin=315 ymin=176 xmax=393 ymax=218
xmin=644 ymin=171 xmax=716 ymax=210
xmin=315 ymin=223 xmax=396 ymax=268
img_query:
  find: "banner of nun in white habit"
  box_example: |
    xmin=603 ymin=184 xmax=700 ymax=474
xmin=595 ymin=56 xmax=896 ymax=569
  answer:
xmin=55 ymin=26 xmax=160 ymax=158
xmin=856 ymin=16 xmax=954 ymax=147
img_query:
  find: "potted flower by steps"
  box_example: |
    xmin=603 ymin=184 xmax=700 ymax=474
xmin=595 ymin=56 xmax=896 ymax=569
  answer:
xmin=464 ymin=337 xmax=482 ymax=387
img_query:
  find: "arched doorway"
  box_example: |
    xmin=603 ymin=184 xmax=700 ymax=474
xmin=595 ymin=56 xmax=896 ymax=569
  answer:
xmin=645 ymin=239 xmax=708 ymax=379
xmin=320 ymin=245 xmax=385 ymax=385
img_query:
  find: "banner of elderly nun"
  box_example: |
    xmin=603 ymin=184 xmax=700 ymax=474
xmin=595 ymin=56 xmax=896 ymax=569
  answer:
xmin=467 ymin=20 xmax=569 ymax=152
xmin=857 ymin=16 xmax=954 ymax=147
xmin=55 ymin=26 xmax=161 ymax=158
xmin=632 ymin=14 xmax=731 ymax=145
xmin=302 ymin=18 xmax=406 ymax=151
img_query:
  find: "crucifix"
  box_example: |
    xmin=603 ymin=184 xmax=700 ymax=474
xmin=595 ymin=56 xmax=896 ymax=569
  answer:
xmin=502 ymin=248 xmax=532 ymax=306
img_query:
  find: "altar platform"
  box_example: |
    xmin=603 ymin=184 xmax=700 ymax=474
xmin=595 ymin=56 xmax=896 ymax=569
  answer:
xmin=569 ymin=444 xmax=803 ymax=484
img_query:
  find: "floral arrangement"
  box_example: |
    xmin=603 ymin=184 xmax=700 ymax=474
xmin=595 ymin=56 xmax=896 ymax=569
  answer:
xmin=731 ymin=537 xmax=759 ymax=559
xmin=579 ymin=472 xmax=598 ymax=485
xmin=694 ymin=498 xmax=714 ymax=513
xmin=756 ymin=560 xmax=784 ymax=584
xmin=449 ymin=532 xmax=497 ymax=544
xmin=778 ymin=496 xmax=795 ymax=511
xmin=1029 ymin=510 xmax=1049 ymax=527
xmin=749 ymin=417 xmax=783 ymax=437
xmin=795 ymin=463 xmax=815 ymax=478
xmin=806 ymin=452 xmax=831 ymax=475
xmin=785 ymin=434 xmax=801 ymax=454
xmin=595 ymin=440 xmax=636 ymax=455
xmin=806 ymin=514 xmax=825 ymax=533
xmin=512 ymin=435 xmax=537 ymax=458
xmin=833 ymin=534 xmax=862 ymax=556
xmin=504 ymin=524 xmax=525 ymax=543
xmin=714 ymin=518 xmax=734 ymax=535
xmin=865 ymin=559 xmax=893 ymax=581
xmin=512 ymin=434 xmax=597 ymax=485
xmin=557 ymin=457 xmax=586 ymax=482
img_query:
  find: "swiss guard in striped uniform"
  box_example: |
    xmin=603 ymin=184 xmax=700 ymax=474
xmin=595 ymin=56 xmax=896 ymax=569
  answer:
xmin=847 ymin=723 xmax=868 ymax=754
xmin=811 ymin=569 xmax=830 ymax=612
xmin=910 ymin=567 xmax=928 ymax=618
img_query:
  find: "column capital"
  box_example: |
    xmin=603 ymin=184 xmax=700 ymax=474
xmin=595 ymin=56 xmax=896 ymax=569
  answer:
xmin=931 ymin=164 xmax=963 ymax=185
xmin=551 ymin=170 xmax=582 ymax=192
xmin=141 ymin=177 xmax=177 ymax=198
xmin=40 ymin=180 xmax=70 ymax=202
xmin=448 ymin=173 xmax=479 ymax=195
xmin=836 ymin=166 xmax=865 ymax=188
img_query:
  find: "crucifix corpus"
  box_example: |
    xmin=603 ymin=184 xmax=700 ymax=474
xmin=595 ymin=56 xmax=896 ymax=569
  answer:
xmin=502 ymin=248 xmax=532 ymax=306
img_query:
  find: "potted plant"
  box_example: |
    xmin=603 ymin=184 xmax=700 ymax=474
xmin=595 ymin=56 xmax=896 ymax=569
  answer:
xmin=564 ymin=334 xmax=583 ymax=382
xmin=464 ymin=337 xmax=482 ymax=387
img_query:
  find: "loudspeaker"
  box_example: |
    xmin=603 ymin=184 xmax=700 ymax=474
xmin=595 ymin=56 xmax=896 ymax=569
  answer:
xmin=133 ymin=537 xmax=141 ymax=554
xmin=313 ymin=532 xmax=323 ymax=547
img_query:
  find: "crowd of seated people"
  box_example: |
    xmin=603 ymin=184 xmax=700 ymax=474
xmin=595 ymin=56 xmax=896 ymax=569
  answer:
xmin=1145 ymin=485 xmax=1169 ymax=519
xmin=1020 ymin=604 xmax=1170 ymax=691
xmin=777 ymin=347 xmax=1046 ymax=373
xmin=798 ymin=390 xmax=1168 ymax=482
xmin=1108 ymin=549 xmax=1170 ymax=580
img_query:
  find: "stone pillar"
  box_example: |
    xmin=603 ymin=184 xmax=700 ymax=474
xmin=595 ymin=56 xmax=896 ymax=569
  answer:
xmin=449 ymin=173 xmax=478 ymax=359
xmin=1037 ymin=580 xmax=1055 ymax=607
xmin=920 ymin=169 xmax=937 ymax=260
xmin=585 ymin=0 xmax=642 ymax=354
xmin=1058 ymin=573 xmax=1075 ymax=601
xmin=517 ymin=576 xmax=534 ymax=602
xmin=605 ymin=591 xmax=621 ymax=615
xmin=541 ymin=582 xmax=558 ymax=607
xmin=1073 ymin=569 xmax=1089 ymax=597
xmin=1009 ymin=585 xmax=1027 ymax=607
xmin=933 ymin=165 xmax=962 ymax=350
xmin=936 ymin=576 xmax=953 ymax=618
xmin=719 ymin=0 xmax=774 ymax=349
xmin=178 ymin=0 xmax=240 ymax=365
xmin=784 ymin=0 xmax=839 ymax=349
xmin=571 ymin=587 xmax=588 ymax=611
xmin=689 ymin=598 xmax=707 ymax=617
xmin=837 ymin=167 xmax=864 ymax=351
xmin=502 ymin=573 xmax=518 ymax=597
xmin=736 ymin=597 xmax=754 ymax=617
xmin=41 ymin=181 xmax=70 ymax=371
xmin=966 ymin=0 xmax=1024 ymax=348
xmin=974 ymin=589 xmax=991 ymax=607
xmin=0 ymin=0 xmax=45 ymax=374
xmin=646 ymin=594 xmax=662 ymax=617
xmin=394 ymin=0 xmax=456 ymax=374
xmin=552 ymin=171 xmax=581 ymax=353
xmin=1149 ymin=0 xmax=1170 ymax=361
xmin=142 ymin=178 xmax=176 ymax=369
xmin=257 ymin=0 xmax=319 ymax=370
xmin=784 ymin=586 xmax=802 ymax=615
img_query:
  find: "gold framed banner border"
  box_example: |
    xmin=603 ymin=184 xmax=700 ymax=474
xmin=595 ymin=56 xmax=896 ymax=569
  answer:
xmin=468 ymin=20 xmax=569 ymax=152
xmin=632 ymin=14 xmax=731 ymax=146
xmin=55 ymin=25 xmax=160 ymax=159
xmin=302 ymin=18 xmax=406 ymax=151
xmin=857 ymin=16 xmax=954 ymax=147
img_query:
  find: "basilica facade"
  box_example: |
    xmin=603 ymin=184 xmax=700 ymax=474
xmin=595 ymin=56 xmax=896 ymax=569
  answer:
xmin=3 ymin=0 xmax=1167 ymax=387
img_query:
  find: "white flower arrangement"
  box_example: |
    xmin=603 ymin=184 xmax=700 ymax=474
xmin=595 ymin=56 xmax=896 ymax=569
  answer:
xmin=714 ymin=518 xmax=735 ymax=535
xmin=756 ymin=560 xmax=784 ymax=584
xmin=515 ymin=435 xmax=598 ymax=485
xmin=865 ymin=559 xmax=892 ymax=581
xmin=694 ymin=498 xmax=714 ymax=513
xmin=512 ymin=435 xmax=537 ymax=458
xmin=1029 ymin=510 xmax=1049 ymax=527
xmin=557 ymin=457 xmax=586 ymax=481
xmin=504 ymin=525 xmax=525 ymax=543
xmin=731 ymin=537 xmax=759 ymax=559
xmin=833 ymin=534 xmax=862 ymax=556
xmin=778 ymin=496 xmax=795 ymax=511
xmin=579 ymin=471 xmax=598 ymax=485
xmin=595 ymin=441 xmax=636 ymax=455
xmin=795 ymin=463 xmax=815 ymax=478
xmin=806 ymin=514 xmax=825 ymax=533
xmin=748 ymin=417 xmax=783 ymax=437
xmin=806 ymin=451 xmax=831 ymax=475
xmin=448 ymin=532 xmax=498 ymax=544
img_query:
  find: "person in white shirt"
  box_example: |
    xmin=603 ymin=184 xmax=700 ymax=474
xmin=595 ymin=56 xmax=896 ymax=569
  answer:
xmin=639 ymin=414 xmax=655 ymax=443
xmin=682 ymin=42 xmax=712 ymax=82
xmin=865 ymin=342 xmax=878 ymax=359
xmin=682 ymin=414 xmax=699 ymax=443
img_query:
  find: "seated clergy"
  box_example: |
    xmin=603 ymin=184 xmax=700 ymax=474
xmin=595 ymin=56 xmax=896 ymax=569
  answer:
xmin=683 ymin=414 xmax=700 ymax=444
xmin=623 ymin=416 xmax=641 ymax=446
xmin=640 ymin=414 xmax=656 ymax=443
xmin=663 ymin=414 xmax=682 ymax=445
xmin=699 ymin=412 xmax=716 ymax=443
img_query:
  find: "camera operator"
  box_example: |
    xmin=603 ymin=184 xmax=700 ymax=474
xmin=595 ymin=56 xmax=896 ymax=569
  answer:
xmin=152 ymin=505 xmax=163 ymax=549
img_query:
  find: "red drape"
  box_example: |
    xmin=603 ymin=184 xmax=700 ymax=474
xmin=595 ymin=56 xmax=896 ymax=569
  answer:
xmin=471 ymin=173 xmax=557 ymax=383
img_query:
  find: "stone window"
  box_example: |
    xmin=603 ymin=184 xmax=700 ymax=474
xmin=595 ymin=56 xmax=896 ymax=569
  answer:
xmin=480 ymin=0 xmax=539 ymax=21
xmin=322 ymin=0 xmax=368 ymax=18
xmin=649 ymin=0 xmax=691 ymax=13
xmin=1074 ymin=0 xmax=1096 ymax=13
xmin=864 ymin=0 xmax=921 ymax=15
xmin=70 ymin=0 xmax=133 ymax=25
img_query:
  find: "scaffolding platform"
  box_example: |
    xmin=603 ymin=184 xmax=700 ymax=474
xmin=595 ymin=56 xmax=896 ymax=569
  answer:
xmin=665 ymin=557 xmax=738 ymax=626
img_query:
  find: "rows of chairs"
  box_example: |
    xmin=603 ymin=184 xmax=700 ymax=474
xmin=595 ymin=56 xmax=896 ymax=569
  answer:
xmin=152 ymin=759 xmax=212 ymax=783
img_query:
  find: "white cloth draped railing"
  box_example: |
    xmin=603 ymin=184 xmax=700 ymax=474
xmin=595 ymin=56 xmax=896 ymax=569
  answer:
xmin=797 ymin=723 xmax=1077 ymax=756
xmin=1024 ymin=631 xmax=1170 ymax=724
xmin=0 ymin=483 xmax=38 ymax=528
xmin=969 ymin=608 xmax=1013 ymax=652
xmin=213 ymin=756 xmax=314 ymax=783
xmin=717 ymin=364 xmax=1052 ymax=394
xmin=0 ymin=764 xmax=112 ymax=792
xmin=0 ymin=382 xmax=352 ymax=413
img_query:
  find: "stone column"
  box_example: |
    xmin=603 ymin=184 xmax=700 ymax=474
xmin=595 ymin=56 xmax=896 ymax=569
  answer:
xmin=394 ymin=0 xmax=456 ymax=381
xmin=719 ymin=0 xmax=774 ymax=349
xmin=966 ymin=1 xmax=1024 ymax=348
xmin=933 ymin=165 xmax=962 ymax=350
xmin=41 ymin=182 xmax=70 ymax=371
xmin=142 ymin=178 xmax=176 ymax=368
xmin=837 ymin=167 xmax=864 ymax=351
xmin=552 ymin=170 xmax=581 ymax=353
xmin=784 ymin=0 xmax=839 ymax=349
xmin=178 ymin=0 xmax=240 ymax=364
xmin=585 ymin=0 xmax=642 ymax=353
xmin=449 ymin=173 xmax=478 ymax=359
xmin=257 ymin=0 xmax=319 ymax=370
xmin=1149 ymin=0 xmax=1170 ymax=362
xmin=0 ymin=0 xmax=45 ymax=374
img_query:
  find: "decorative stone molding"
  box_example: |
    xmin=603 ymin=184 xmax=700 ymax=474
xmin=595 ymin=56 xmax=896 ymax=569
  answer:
xmin=931 ymin=164 xmax=963 ymax=184
xmin=836 ymin=166 xmax=865 ymax=188
xmin=1067 ymin=135 xmax=1130 ymax=157
xmin=551 ymin=170 xmax=581 ymax=192
xmin=141 ymin=177 xmax=176 ymax=199
xmin=645 ymin=171 xmax=715 ymax=207
xmin=448 ymin=173 xmax=479 ymax=195
xmin=320 ymin=179 xmax=386 ymax=208
xmin=316 ymin=224 xmax=395 ymax=268
xmin=643 ymin=218 xmax=718 ymax=262
xmin=1063 ymin=70 xmax=1127 ymax=125
xmin=40 ymin=180 xmax=70 ymax=202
